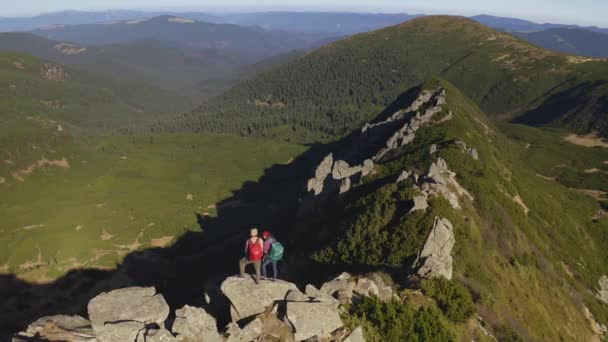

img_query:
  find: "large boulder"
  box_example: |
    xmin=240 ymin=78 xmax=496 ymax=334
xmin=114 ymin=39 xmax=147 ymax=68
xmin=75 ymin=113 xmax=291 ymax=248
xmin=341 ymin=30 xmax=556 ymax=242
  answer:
xmin=96 ymin=321 xmax=145 ymax=342
xmin=597 ymin=275 xmax=608 ymax=305
xmin=285 ymin=300 xmax=343 ymax=341
xmin=332 ymin=160 xmax=362 ymax=180
xmin=221 ymin=276 xmax=298 ymax=321
xmin=421 ymin=158 xmax=473 ymax=209
xmin=88 ymin=287 xmax=170 ymax=332
xmin=307 ymin=154 xmax=334 ymax=195
xmin=172 ymin=305 xmax=223 ymax=342
xmin=15 ymin=315 xmax=96 ymax=342
xmin=344 ymin=326 xmax=365 ymax=342
xmin=416 ymin=217 xmax=455 ymax=280
xmin=354 ymin=278 xmax=379 ymax=298
xmin=226 ymin=318 xmax=264 ymax=342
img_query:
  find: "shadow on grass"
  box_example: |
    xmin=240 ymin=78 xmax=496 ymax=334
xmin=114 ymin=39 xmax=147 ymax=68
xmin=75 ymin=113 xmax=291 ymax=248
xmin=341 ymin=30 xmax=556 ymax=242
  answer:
xmin=0 ymin=87 xmax=422 ymax=339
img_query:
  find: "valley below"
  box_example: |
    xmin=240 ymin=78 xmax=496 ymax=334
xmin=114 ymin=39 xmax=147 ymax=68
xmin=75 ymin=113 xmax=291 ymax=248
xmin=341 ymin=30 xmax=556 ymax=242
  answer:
xmin=1 ymin=10 xmax=608 ymax=342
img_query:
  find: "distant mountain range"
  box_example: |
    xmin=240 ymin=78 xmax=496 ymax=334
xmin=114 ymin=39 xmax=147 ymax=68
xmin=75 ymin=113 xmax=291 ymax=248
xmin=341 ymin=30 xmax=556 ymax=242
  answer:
xmin=472 ymin=14 xmax=608 ymax=35
xmin=513 ymin=28 xmax=608 ymax=58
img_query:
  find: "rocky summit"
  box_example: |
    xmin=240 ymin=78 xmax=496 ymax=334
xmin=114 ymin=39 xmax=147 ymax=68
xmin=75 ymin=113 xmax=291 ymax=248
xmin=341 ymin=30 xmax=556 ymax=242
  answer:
xmin=14 ymin=272 xmax=399 ymax=341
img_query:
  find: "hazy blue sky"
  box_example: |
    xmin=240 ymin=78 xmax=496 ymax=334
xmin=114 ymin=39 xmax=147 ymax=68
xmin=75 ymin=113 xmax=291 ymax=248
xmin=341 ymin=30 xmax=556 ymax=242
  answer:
xmin=4 ymin=0 xmax=607 ymax=27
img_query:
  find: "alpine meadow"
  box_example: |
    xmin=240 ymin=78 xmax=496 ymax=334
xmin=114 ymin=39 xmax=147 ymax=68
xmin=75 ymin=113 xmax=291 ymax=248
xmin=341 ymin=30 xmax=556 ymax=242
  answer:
xmin=1 ymin=5 xmax=608 ymax=342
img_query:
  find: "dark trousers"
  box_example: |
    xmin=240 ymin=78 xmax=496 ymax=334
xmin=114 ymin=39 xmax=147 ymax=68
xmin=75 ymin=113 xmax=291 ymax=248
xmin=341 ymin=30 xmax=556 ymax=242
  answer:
xmin=239 ymin=257 xmax=261 ymax=283
xmin=262 ymin=258 xmax=278 ymax=279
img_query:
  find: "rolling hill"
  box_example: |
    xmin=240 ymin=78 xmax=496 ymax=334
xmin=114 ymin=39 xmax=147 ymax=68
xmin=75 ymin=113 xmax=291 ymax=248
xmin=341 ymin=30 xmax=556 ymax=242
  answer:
xmin=159 ymin=16 xmax=608 ymax=141
xmin=0 ymin=51 xmax=192 ymax=132
xmin=514 ymin=28 xmax=608 ymax=58
xmin=472 ymin=14 xmax=608 ymax=35
xmin=31 ymin=15 xmax=321 ymax=59
xmin=0 ymin=32 xmax=256 ymax=95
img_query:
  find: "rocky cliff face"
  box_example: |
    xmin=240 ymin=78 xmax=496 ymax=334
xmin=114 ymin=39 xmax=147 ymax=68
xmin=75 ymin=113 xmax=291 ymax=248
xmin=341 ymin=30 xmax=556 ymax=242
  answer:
xmin=14 ymin=272 xmax=400 ymax=342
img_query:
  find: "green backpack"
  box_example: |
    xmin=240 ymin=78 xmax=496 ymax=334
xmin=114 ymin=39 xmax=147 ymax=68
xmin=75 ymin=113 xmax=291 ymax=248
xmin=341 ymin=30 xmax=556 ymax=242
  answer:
xmin=269 ymin=240 xmax=284 ymax=261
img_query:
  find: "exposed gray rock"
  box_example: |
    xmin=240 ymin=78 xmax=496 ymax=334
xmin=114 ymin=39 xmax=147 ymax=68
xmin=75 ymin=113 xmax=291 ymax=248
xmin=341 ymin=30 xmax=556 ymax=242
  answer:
xmin=597 ymin=275 xmax=608 ymax=305
xmin=396 ymin=170 xmax=411 ymax=183
xmin=88 ymin=287 xmax=170 ymax=333
xmin=354 ymin=278 xmax=379 ymax=298
xmin=332 ymin=160 xmax=362 ymax=180
xmin=227 ymin=318 xmax=263 ymax=342
xmin=145 ymin=328 xmax=177 ymax=342
xmin=307 ymin=154 xmax=334 ymax=195
xmin=409 ymin=195 xmax=429 ymax=212
xmin=455 ymin=140 xmax=479 ymax=160
xmin=343 ymin=326 xmax=365 ymax=342
xmin=429 ymin=144 xmax=438 ymax=155
xmin=339 ymin=177 xmax=351 ymax=194
xmin=18 ymin=315 xmax=96 ymax=342
xmin=361 ymin=159 xmax=374 ymax=177
xmin=172 ymin=305 xmax=222 ymax=342
xmin=221 ymin=276 xmax=298 ymax=321
xmin=335 ymin=272 xmax=351 ymax=281
xmin=97 ymin=321 xmax=145 ymax=342
xmin=419 ymin=158 xmax=473 ymax=209
xmin=286 ymin=289 xmax=310 ymax=302
xmin=416 ymin=217 xmax=455 ymax=280
xmin=286 ymin=300 xmax=343 ymax=341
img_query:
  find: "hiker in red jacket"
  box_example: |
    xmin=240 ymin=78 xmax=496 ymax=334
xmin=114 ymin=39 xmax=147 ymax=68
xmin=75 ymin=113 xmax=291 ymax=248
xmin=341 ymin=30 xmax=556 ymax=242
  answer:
xmin=239 ymin=228 xmax=264 ymax=284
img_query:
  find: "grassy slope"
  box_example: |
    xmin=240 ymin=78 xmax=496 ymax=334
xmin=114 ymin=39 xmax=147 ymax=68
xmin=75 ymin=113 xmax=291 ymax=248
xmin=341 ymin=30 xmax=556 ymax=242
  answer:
xmin=0 ymin=120 xmax=305 ymax=281
xmin=514 ymin=28 xmax=608 ymax=58
xmin=0 ymin=51 xmax=193 ymax=133
xmin=298 ymin=79 xmax=608 ymax=340
xmin=165 ymin=16 xmax=608 ymax=141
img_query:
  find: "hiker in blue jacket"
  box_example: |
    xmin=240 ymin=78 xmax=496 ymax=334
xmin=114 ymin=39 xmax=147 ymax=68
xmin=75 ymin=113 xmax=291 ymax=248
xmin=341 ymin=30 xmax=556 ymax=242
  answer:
xmin=262 ymin=230 xmax=283 ymax=281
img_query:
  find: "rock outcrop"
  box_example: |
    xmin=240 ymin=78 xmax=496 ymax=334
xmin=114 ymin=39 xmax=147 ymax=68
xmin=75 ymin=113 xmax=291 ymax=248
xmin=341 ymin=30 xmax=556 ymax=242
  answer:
xmin=304 ymin=88 xmax=451 ymax=203
xmin=15 ymin=275 xmax=371 ymax=342
xmin=221 ymin=276 xmax=298 ymax=321
xmin=286 ymin=299 xmax=343 ymax=341
xmin=40 ymin=63 xmax=70 ymax=81
xmin=172 ymin=305 xmax=223 ymax=342
xmin=13 ymin=315 xmax=96 ymax=342
xmin=415 ymin=217 xmax=455 ymax=280
xmin=597 ymin=275 xmax=608 ymax=305
xmin=418 ymin=158 xmax=473 ymax=210
xmin=87 ymin=287 xmax=170 ymax=332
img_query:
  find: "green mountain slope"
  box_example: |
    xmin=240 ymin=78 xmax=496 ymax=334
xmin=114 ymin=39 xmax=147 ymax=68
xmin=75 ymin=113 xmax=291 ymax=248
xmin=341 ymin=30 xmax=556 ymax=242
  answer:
xmin=0 ymin=51 xmax=192 ymax=132
xmin=161 ymin=16 xmax=608 ymax=141
xmin=514 ymin=28 xmax=608 ymax=58
xmin=0 ymin=32 xmax=257 ymax=95
xmin=289 ymin=79 xmax=608 ymax=340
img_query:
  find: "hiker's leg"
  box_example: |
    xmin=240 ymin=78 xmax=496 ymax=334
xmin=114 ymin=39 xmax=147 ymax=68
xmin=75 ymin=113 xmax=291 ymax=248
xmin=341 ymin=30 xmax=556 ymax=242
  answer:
xmin=239 ymin=257 xmax=248 ymax=277
xmin=272 ymin=260 xmax=278 ymax=280
xmin=254 ymin=261 xmax=261 ymax=283
xmin=262 ymin=259 xmax=270 ymax=278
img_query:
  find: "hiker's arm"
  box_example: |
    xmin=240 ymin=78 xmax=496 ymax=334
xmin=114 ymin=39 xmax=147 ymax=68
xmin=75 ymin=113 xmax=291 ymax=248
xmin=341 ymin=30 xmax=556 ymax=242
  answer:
xmin=244 ymin=240 xmax=249 ymax=253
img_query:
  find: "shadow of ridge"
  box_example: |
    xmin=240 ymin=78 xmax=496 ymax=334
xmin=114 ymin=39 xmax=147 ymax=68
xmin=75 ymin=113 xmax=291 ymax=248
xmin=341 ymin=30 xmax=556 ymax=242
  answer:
xmin=0 ymin=84 xmax=424 ymax=340
xmin=0 ymin=137 xmax=337 ymax=339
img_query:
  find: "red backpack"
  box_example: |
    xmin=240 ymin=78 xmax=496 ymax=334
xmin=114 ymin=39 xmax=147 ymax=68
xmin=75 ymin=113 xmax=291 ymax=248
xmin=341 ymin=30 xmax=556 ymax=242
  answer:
xmin=248 ymin=238 xmax=263 ymax=261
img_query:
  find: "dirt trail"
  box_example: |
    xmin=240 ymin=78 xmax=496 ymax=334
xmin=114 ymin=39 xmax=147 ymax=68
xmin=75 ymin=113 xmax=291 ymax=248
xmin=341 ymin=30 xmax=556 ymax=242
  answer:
xmin=150 ymin=236 xmax=174 ymax=248
xmin=513 ymin=195 xmax=530 ymax=215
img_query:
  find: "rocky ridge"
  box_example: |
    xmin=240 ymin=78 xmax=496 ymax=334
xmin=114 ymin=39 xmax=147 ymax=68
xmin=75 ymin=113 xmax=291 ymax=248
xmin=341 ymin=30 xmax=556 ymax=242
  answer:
xmin=14 ymin=273 xmax=400 ymax=342
xmin=304 ymin=87 xmax=476 ymax=280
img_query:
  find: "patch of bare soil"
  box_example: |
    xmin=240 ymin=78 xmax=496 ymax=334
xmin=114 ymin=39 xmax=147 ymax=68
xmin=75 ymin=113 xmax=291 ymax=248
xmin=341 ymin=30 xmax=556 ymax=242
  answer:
xmin=0 ymin=176 xmax=5 ymax=184
xmin=564 ymin=134 xmax=608 ymax=148
xmin=561 ymin=261 xmax=575 ymax=278
xmin=186 ymin=193 xmax=194 ymax=201
xmin=536 ymin=173 xmax=556 ymax=181
xmin=567 ymin=56 xmax=607 ymax=64
xmin=206 ymin=204 xmax=217 ymax=209
xmin=150 ymin=236 xmax=174 ymax=248
xmin=592 ymin=210 xmax=608 ymax=222
xmin=90 ymin=249 xmax=112 ymax=262
xmin=575 ymin=189 xmax=608 ymax=201
xmin=11 ymin=157 xmax=70 ymax=182
xmin=513 ymin=195 xmax=530 ymax=215
xmin=75 ymin=225 xmax=83 ymax=231
xmin=100 ymin=229 xmax=114 ymax=241
xmin=13 ymin=61 xmax=25 ymax=69
xmin=22 ymin=224 xmax=44 ymax=231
